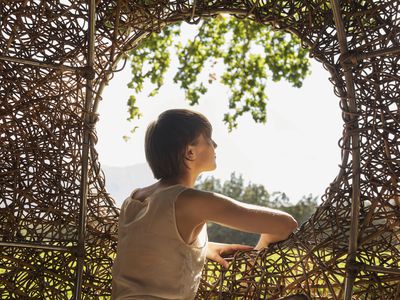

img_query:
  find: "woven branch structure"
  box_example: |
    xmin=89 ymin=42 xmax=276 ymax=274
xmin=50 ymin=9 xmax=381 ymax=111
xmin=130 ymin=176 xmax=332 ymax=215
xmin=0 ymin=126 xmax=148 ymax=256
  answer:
xmin=0 ymin=0 xmax=399 ymax=299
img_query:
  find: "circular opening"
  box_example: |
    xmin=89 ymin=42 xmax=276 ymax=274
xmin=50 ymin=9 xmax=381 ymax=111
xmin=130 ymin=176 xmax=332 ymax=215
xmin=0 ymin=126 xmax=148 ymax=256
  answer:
xmin=96 ymin=22 xmax=342 ymax=211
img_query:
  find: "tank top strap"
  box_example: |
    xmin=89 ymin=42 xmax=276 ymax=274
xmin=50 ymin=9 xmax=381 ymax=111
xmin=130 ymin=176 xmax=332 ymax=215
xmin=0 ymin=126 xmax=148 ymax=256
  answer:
xmin=129 ymin=188 xmax=140 ymax=199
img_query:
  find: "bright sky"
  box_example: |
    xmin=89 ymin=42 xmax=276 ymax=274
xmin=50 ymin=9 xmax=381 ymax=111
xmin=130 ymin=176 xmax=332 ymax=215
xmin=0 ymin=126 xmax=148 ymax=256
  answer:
xmin=96 ymin=23 xmax=343 ymax=203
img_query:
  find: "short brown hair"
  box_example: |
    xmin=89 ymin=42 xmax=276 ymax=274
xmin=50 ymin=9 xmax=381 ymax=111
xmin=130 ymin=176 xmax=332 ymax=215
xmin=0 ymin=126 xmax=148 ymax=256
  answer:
xmin=145 ymin=109 xmax=212 ymax=180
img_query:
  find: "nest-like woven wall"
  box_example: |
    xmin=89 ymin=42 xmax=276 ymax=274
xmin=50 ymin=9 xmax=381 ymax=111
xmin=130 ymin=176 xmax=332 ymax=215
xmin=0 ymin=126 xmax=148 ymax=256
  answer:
xmin=0 ymin=0 xmax=399 ymax=299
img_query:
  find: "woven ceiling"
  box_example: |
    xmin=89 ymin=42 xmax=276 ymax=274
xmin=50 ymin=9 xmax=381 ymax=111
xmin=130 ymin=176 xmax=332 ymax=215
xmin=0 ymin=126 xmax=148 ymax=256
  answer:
xmin=0 ymin=0 xmax=399 ymax=299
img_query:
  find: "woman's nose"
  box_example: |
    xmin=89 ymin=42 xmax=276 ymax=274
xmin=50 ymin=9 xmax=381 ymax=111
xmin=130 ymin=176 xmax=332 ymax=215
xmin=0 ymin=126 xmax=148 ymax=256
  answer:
xmin=212 ymin=140 xmax=218 ymax=148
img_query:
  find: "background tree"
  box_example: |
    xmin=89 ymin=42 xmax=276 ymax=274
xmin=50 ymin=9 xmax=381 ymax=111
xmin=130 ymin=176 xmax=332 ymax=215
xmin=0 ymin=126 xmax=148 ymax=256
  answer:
xmin=282 ymin=194 xmax=319 ymax=225
xmin=195 ymin=172 xmax=318 ymax=245
xmin=126 ymin=15 xmax=310 ymax=132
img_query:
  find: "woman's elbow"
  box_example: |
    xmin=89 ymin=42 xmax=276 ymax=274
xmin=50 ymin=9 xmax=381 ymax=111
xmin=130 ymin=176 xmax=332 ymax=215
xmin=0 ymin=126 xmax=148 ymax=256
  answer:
xmin=285 ymin=216 xmax=298 ymax=236
xmin=291 ymin=216 xmax=299 ymax=230
xmin=278 ymin=216 xmax=298 ymax=239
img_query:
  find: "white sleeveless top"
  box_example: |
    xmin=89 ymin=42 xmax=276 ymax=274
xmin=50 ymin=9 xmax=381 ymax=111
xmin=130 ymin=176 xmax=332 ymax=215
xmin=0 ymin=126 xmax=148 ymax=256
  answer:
xmin=111 ymin=184 xmax=208 ymax=300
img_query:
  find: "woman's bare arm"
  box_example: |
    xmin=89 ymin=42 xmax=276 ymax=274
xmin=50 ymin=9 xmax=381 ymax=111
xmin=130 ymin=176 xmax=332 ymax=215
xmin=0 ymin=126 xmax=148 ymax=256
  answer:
xmin=178 ymin=188 xmax=298 ymax=243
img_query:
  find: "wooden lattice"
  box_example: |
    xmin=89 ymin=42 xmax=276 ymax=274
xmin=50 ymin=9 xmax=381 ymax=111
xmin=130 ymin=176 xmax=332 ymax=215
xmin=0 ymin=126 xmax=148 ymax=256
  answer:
xmin=0 ymin=0 xmax=399 ymax=299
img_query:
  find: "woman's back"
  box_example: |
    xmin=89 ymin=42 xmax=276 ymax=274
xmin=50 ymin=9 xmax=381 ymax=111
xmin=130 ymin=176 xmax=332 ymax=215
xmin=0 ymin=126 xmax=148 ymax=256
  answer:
xmin=111 ymin=184 xmax=208 ymax=300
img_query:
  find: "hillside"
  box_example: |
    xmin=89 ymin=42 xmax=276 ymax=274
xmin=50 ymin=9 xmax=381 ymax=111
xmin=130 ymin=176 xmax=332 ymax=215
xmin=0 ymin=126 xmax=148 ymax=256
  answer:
xmin=102 ymin=163 xmax=155 ymax=207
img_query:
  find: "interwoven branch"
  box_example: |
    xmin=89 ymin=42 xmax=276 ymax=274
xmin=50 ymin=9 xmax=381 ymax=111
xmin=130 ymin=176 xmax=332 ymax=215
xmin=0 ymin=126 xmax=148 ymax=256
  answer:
xmin=0 ymin=0 xmax=399 ymax=299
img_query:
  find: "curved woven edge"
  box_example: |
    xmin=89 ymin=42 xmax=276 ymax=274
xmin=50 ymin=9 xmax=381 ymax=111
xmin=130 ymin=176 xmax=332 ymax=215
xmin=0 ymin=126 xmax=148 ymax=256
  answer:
xmin=0 ymin=0 xmax=399 ymax=298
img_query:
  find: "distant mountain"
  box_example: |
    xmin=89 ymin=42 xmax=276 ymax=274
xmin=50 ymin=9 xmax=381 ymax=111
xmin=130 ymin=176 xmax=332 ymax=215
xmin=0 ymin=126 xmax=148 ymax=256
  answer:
xmin=102 ymin=163 xmax=155 ymax=207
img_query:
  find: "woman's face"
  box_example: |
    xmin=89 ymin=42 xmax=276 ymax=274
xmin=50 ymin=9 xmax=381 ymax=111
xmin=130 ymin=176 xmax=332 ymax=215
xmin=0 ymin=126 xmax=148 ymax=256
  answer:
xmin=190 ymin=133 xmax=218 ymax=172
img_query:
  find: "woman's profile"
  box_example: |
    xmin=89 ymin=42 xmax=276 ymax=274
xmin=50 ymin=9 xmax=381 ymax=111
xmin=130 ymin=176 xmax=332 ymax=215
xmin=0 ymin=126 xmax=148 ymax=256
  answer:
xmin=111 ymin=108 xmax=298 ymax=299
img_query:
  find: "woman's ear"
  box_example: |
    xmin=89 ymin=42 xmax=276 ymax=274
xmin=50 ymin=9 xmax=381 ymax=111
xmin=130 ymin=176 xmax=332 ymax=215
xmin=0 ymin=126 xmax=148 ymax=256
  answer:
xmin=185 ymin=145 xmax=196 ymax=162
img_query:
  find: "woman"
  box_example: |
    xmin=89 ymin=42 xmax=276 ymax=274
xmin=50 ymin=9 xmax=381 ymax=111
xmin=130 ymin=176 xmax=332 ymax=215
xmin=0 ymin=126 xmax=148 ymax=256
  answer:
xmin=111 ymin=109 xmax=298 ymax=299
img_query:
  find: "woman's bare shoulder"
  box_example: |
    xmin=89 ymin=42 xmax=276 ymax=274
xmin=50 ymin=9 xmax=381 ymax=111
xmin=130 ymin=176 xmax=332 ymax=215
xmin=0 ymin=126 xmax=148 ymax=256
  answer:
xmin=180 ymin=187 xmax=225 ymax=200
xmin=177 ymin=188 xmax=230 ymax=212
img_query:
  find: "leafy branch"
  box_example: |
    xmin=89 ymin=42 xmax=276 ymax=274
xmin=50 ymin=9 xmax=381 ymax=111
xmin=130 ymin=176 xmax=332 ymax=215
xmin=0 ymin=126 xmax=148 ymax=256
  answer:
xmin=126 ymin=15 xmax=310 ymax=131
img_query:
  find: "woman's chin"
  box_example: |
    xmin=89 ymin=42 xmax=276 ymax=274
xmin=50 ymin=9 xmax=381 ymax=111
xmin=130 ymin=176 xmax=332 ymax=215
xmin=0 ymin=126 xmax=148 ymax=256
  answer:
xmin=205 ymin=165 xmax=217 ymax=172
xmin=203 ymin=161 xmax=217 ymax=172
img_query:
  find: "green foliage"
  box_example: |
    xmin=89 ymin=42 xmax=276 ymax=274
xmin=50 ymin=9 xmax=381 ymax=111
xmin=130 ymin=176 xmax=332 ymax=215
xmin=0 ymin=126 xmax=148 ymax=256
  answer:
xmin=126 ymin=25 xmax=180 ymax=122
xmin=282 ymin=194 xmax=319 ymax=225
xmin=194 ymin=172 xmax=318 ymax=246
xmin=126 ymin=15 xmax=310 ymax=131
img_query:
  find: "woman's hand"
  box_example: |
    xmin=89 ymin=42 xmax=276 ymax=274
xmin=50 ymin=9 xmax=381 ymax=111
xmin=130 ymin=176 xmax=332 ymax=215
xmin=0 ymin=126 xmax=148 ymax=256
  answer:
xmin=206 ymin=242 xmax=254 ymax=269
xmin=254 ymin=231 xmax=295 ymax=251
